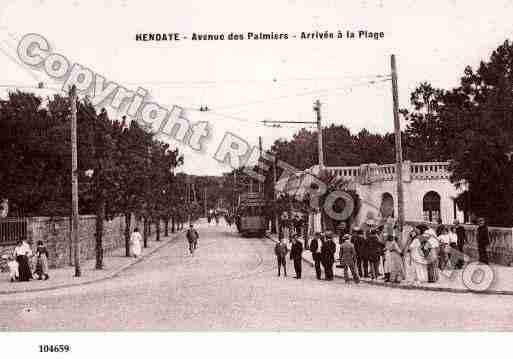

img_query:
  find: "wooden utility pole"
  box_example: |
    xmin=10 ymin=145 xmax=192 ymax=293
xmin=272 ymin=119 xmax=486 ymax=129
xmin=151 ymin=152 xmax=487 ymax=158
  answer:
xmin=391 ymin=54 xmax=405 ymax=232
xmin=94 ymin=109 xmax=106 ymax=269
xmin=70 ymin=85 xmax=81 ymax=277
xmin=258 ymin=136 xmax=263 ymax=193
xmin=313 ymin=100 xmax=324 ymax=170
xmin=272 ymin=153 xmax=278 ymax=234
xmin=233 ymin=171 xmax=237 ymax=209
xmin=314 ymin=99 xmax=325 ymax=231
xmin=204 ymin=187 xmax=207 ymax=218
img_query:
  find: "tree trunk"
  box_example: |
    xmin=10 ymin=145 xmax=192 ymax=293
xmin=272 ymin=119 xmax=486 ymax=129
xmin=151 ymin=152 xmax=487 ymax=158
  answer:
xmin=124 ymin=212 xmax=131 ymax=257
xmin=156 ymin=218 xmax=161 ymax=241
xmin=143 ymin=217 xmax=148 ymax=248
xmin=165 ymin=219 xmax=169 ymax=237
xmin=95 ymin=197 xmax=105 ymax=270
xmin=171 ymin=216 xmax=175 ymax=233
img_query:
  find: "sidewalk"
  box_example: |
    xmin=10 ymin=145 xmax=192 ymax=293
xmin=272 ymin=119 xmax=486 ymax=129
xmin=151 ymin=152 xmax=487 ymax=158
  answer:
xmin=266 ymin=233 xmax=513 ymax=295
xmin=0 ymin=229 xmax=185 ymax=295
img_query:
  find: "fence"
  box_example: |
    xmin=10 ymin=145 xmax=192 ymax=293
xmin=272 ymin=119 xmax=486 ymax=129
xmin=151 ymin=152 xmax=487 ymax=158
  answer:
xmin=0 ymin=217 xmax=28 ymax=245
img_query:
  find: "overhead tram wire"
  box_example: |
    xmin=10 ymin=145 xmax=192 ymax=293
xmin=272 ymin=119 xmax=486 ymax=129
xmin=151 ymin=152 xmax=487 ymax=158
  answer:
xmin=212 ymin=76 xmax=391 ymax=112
xmin=120 ymin=74 xmax=391 ymax=87
xmin=184 ymin=77 xmax=391 ymax=127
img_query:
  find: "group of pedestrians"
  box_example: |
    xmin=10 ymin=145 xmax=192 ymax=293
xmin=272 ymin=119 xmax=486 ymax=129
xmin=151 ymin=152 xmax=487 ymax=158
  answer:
xmin=207 ymin=209 xmax=220 ymax=225
xmin=275 ymin=231 xmax=338 ymax=281
xmin=6 ymin=238 xmax=49 ymax=282
xmin=278 ymin=211 xmax=306 ymax=241
xmin=273 ymin=217 xmax=489 ymax=286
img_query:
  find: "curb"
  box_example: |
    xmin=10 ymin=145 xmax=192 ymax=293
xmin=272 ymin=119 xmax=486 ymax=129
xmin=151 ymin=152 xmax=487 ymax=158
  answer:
xmin=0 ymin=230 xmax=185 ymax=295
xmin=264 ymin=233 xmax=513 ymax=296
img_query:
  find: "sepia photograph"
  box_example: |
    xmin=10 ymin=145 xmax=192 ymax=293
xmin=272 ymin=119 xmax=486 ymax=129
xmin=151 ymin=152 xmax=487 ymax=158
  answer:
xmin=1 ymin=0 xmax=513 ymax=356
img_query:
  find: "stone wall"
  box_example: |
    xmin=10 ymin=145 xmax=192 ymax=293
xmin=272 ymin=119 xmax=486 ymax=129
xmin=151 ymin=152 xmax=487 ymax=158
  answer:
xmin=1 ymin=215 xmax=127 ymax=271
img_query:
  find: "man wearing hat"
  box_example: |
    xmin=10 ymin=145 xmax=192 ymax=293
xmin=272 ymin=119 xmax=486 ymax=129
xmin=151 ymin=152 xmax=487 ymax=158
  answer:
xmin=274 ymin=237 xmax=289 ymax=277
xmin=340 ymin=234 xmax=360 ymax=283
xmin=290 ymin=234 xmax=304 ymax=279
xmin=366 ymin=228 xmax=384 ymax=279
xmin=350 ymin=227 xmax=365 ymax=277
xmin=321 ymin=231 xmax=337 ymax=280
xmin=309 ymin=232 xmax=322 ymax=279
xmin=309 ymin=232 xmax=323 ymax=280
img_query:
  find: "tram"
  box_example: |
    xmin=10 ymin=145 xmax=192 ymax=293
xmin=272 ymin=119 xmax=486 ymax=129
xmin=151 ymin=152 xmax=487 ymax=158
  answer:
xmin=236 ymin=192 xmax=267 ymax=237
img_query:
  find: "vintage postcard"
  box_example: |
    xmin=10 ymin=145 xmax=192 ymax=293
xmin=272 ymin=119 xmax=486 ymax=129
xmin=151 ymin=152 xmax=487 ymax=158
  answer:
xmin=0 ymin=0 xmax=512 ymax=357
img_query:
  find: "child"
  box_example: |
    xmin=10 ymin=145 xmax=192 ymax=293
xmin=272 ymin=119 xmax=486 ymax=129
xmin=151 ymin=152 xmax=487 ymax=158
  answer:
xmin=7 ymin=255 xmax=19 ymax=282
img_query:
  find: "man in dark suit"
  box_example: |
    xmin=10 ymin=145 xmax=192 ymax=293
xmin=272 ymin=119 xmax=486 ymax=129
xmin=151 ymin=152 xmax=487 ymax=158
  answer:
xmin=340 ymin=234 xmax=360 ymax=283
xmin=454 ymin=219 xmax=467 ymax=268
xmin=274 ymin=237 xmax=289 ymax=277
xmin=290 ymin=235 xmax=303 ymax=279
xmin=366 ymin=229 xmax=383 ymax=279
xmin=321 ymin=231 xmax=337 ymax=280
xmin=359 ymin=232 xmax=370 ymax=278
xmin=477 ymin=217 xmax=490 ymax=264
xmin=309 ymin=232 xmax=323 ymax=280
xmin=351 ymin=227 xmax=365 ymax=277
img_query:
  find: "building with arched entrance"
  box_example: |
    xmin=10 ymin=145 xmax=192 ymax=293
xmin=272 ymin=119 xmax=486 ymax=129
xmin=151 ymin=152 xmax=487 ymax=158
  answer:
xmin=275 ymin=160 xmax=467 ymax=226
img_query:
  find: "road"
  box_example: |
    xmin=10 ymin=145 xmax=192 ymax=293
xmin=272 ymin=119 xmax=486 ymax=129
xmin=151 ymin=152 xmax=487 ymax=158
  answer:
xmin=1 ymin=222 xmax=512 ymax=330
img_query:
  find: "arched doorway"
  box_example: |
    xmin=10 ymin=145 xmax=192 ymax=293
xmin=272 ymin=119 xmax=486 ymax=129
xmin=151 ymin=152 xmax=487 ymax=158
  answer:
xmin=380 ymin=192 xmax=394 ymax=219
xmin=423 ymin=191 xmax=441 ymax=222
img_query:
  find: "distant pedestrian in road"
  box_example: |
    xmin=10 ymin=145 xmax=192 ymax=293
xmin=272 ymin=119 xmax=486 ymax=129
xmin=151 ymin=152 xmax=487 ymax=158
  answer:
xmin=130 ymin=228 xmax=142 ymax=258
xmin=34 ymin=240 xmax=49 ymax=280
xmin=186 ymin=224 xmax=199 ymax=255
xmin=321 ymin=231 xmax=336 ymax=280
xmin=309 ymin=232 xmax=323 ymax=280
xmin=275 ymin=237 xmax=288 ymax=277
xmin=340 ymin=234 xmax=360 ymax=283
xmin=290 ymin=235 xmax=303 ymax=279
xmin=280 ymin=212 xmax=290 ymax=240
xmin=477 ymin=217 xmax=490 ymax=264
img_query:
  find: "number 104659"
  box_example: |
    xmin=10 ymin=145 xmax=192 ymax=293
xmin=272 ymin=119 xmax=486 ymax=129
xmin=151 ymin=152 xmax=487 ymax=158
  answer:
xmin=38 ymin=345 xmax=70 ymax=353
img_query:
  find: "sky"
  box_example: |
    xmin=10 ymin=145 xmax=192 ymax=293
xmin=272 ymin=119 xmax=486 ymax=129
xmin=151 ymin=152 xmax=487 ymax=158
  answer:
xmin=1 ymin=0 xmax=513 ymax=175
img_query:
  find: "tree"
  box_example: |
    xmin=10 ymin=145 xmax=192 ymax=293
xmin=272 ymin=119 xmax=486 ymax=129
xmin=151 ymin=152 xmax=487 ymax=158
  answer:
xmin=449 ymin=40 xmax=513 ymax=226
xmin=402 ymin=40 xmax=513 ymax=226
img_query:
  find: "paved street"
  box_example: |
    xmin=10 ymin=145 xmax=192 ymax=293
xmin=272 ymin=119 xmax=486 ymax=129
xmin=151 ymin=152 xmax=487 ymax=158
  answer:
xmin=1 ymin=222 xmax=513 ymax=331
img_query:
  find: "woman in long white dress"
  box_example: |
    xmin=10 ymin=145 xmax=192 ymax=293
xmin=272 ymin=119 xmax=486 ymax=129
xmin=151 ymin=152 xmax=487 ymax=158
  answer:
xmin=401 ymin=228 xmax=418 ymax=283
xmin=130 ymin=228 xmax=142 ymax=258
xmin=409 ymin=233 xmax=429 ymax=284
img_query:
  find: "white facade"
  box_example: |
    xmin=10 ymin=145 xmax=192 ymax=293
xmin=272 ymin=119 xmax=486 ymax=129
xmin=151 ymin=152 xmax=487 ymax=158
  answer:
xmin=275 ymin=160 xmax=466 ymax=226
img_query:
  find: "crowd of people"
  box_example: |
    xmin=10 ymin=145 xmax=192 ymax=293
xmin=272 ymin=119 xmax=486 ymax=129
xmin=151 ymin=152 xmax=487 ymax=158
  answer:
xmin=274 ymin=217 xmax=491 ymax=285
xmin=5 ymin=239 xmax=50 ymax=282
